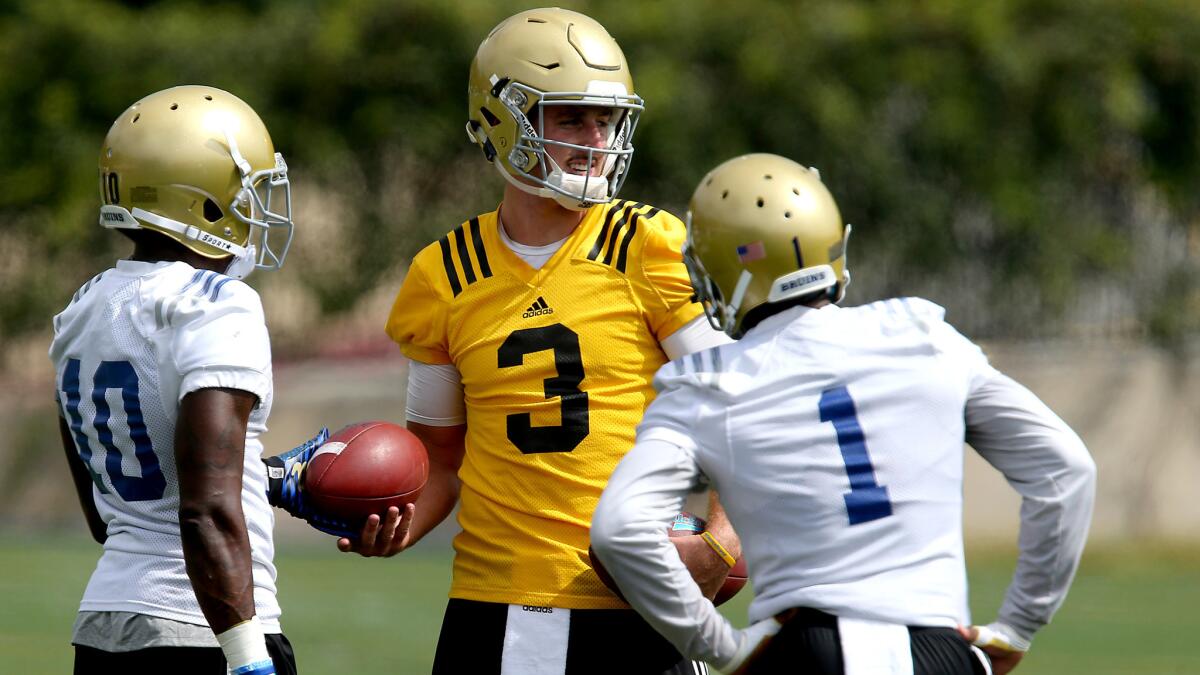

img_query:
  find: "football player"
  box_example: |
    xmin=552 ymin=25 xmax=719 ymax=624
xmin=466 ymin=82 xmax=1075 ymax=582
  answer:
xmin=591 ymin=153 xmax=1097 ymax=675
xmin=51 ymin=85 xmax=298 ymax=674
xmin=339 ymin=8 xmax=736 ymax=674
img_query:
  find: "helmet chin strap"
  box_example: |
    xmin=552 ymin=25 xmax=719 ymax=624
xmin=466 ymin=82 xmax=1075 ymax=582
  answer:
xmin=98 ymin=204 xmax=258 ymax=278
xmin=223 ymin=244 xmax=258 ymax=280
xmin=99 ymin=205 xmax=250 ymax=258
xmin=493 ymin=154 xmax=610 ymax=211
xmin=724 ymin=270 xmax=755 ymax=329
xmin=555 ymin=170 xmax=609 ymax=205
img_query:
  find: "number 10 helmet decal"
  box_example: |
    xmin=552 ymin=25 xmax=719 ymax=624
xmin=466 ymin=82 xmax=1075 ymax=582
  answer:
xmin=98 ymin=85 xmax=294 ymax=279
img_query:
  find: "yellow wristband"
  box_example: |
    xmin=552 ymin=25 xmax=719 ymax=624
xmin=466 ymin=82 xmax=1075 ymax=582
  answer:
xmin=700 ymin=531 xmax=737 ymax=568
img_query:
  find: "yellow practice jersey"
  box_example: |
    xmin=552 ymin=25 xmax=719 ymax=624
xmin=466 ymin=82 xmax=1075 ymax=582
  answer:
xmin=386 ymin=199 xmax=703 ymax=608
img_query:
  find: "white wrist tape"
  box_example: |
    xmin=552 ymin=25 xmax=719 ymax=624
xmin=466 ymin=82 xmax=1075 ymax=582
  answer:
xmin=216 ymin=616 xmax=276 ymax=675
xmin=972 ymin=621 xmax=1031 ymax=653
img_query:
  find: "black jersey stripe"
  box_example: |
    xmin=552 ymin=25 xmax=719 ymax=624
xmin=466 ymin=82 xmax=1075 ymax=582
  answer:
xmin=439 ymin=235 xmax=463 ymax=297
xmin=601 ymin=202 xmax=645 ymax=266
xmin=452 ymin=225 xmax=477 ymax=285
xmin=615 ymin=207 xmax=657 ymax=273
xmin=614 ymin=214 xmax=638 ymax=273
xmin=587 ymin=200 xmax=631 ymax=260
xmin=468 ymin=217 xmax=492 ymax=278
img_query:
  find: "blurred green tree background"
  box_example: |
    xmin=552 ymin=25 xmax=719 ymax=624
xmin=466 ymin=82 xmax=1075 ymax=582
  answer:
xmin=3 ymin=0 xmax=1199 ymax=363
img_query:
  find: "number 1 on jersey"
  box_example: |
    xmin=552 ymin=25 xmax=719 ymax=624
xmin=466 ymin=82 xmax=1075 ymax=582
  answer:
xmin=818 ymin=386 xmax=893 ymax=525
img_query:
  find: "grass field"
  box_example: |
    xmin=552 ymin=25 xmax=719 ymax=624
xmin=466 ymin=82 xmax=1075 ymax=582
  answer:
xmin=2 ymin=536 xmax=1196 ymax=674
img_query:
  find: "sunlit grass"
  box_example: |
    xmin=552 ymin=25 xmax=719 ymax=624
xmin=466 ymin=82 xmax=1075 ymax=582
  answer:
xmin=4 ymin=536 xmax=1195 ymax=674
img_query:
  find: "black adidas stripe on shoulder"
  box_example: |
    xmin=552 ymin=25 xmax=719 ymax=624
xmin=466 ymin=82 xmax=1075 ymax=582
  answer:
xmin=438 ymin=217 xmax=493 ymax=297
xmin=587 ymin=200 xmax=633 ymax=260
xmin=615 ymin=206 xmax=660 ymax=273
xmin=469 ymin=217 xmax=493 ymax=278
xmin=587 ymin=201 xmax=660 ymax=273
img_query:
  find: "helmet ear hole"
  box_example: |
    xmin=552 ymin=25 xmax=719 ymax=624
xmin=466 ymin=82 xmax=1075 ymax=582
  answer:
xmin=203 ymin=198 xmax=224 ymax=223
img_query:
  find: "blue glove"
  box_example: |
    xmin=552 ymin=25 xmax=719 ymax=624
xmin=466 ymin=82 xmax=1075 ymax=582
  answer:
xmin=263 ymin=428 xmax=358 ymax=538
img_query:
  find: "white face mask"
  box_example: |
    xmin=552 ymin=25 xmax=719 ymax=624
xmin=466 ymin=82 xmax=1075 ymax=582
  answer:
xmin=224 ymin=244 xmax=258 ymax=280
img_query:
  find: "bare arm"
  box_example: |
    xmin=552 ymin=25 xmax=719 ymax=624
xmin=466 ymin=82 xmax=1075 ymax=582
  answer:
xmin=672 ymin=490 xmax=742 ymax=599
xmin=58 ymin=414 xmax=107 ymax=544
xmin=175 ymin=387 xmax=258 ymax=634
xmin=703 ymin=491 xmax=741 ymax=558
xmin=338 ymin=421 xmax=466 ymax=557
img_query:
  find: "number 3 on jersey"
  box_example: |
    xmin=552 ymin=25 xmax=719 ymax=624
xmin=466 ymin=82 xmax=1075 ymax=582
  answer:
xmin=498 ymin=323 xmax=589 ymax=454
xmin=61 ymin=358 xmax=167 ymax=502
xmin=819 ymin=386 xmax=892 ymax=525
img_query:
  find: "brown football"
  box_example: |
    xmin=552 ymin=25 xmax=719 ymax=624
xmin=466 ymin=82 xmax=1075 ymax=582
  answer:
xmin=304 ymin=421 xmax=429 ymax=521
xmin=589 ymin=512 xmax=747 ymax=606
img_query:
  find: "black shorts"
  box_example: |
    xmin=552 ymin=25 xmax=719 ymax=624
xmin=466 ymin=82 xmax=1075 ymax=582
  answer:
xmin=74 ymin=632 xmax=297 ymax=675
xmin=431 ymin=598 xmax=707 ymax=675
xmin=742 ymin=608 xmax=989 ymax=675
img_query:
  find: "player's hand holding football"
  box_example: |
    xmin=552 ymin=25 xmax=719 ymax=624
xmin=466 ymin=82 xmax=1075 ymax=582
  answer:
xmin=958 ymin=622 xmax=1028 ymax=674
xmin=671 ymin=533 xmax=734 ymax=600
xmin=263 ymin=427 xmax=357 ymax=538
xmin=336 ymin=503 xmax=416 ymax=556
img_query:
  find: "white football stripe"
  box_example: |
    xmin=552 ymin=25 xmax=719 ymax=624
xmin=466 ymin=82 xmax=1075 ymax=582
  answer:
xmin=312 ymin=441 xmax=347 ymax=460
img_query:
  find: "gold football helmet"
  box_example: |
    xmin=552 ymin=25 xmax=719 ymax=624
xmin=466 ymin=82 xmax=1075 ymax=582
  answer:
xmin=98 ymin=85 xmax=293 ymax=278
xmin=466 ymin=7 xmax=643 ymax=210
xmin=685 ymin=153 xmax=851 ymax=336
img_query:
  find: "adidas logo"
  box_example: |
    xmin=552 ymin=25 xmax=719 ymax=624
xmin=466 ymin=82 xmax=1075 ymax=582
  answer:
xmin=522 ymin=296 xmax=554 ymax=318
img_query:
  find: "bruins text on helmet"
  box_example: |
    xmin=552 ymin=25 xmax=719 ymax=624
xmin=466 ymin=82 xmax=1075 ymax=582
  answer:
xmin=98 ymin=85 xmax=294 ymax=279
xmin=465 ymin=7 xmax=643 ymax=211
xmin=684 ymin=153 xmax=852 ymax=337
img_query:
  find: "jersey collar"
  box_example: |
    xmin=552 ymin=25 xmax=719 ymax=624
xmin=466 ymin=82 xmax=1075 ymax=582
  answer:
xmin=486 ymin=204 xmax=607 ymax=284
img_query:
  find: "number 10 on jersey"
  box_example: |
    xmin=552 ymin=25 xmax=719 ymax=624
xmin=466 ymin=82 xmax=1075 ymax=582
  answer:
xmin=818 ymin=386 xmax=893 ymax=525
xmin=61 ymin=358 xmax=166 ymax=502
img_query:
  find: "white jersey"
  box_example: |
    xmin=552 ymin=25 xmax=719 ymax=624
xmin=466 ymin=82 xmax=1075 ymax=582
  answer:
xmin=592 ymin=298 xmax=1095 ymax=665
xmin=49 ymin=259 xmax=281 ymax=632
